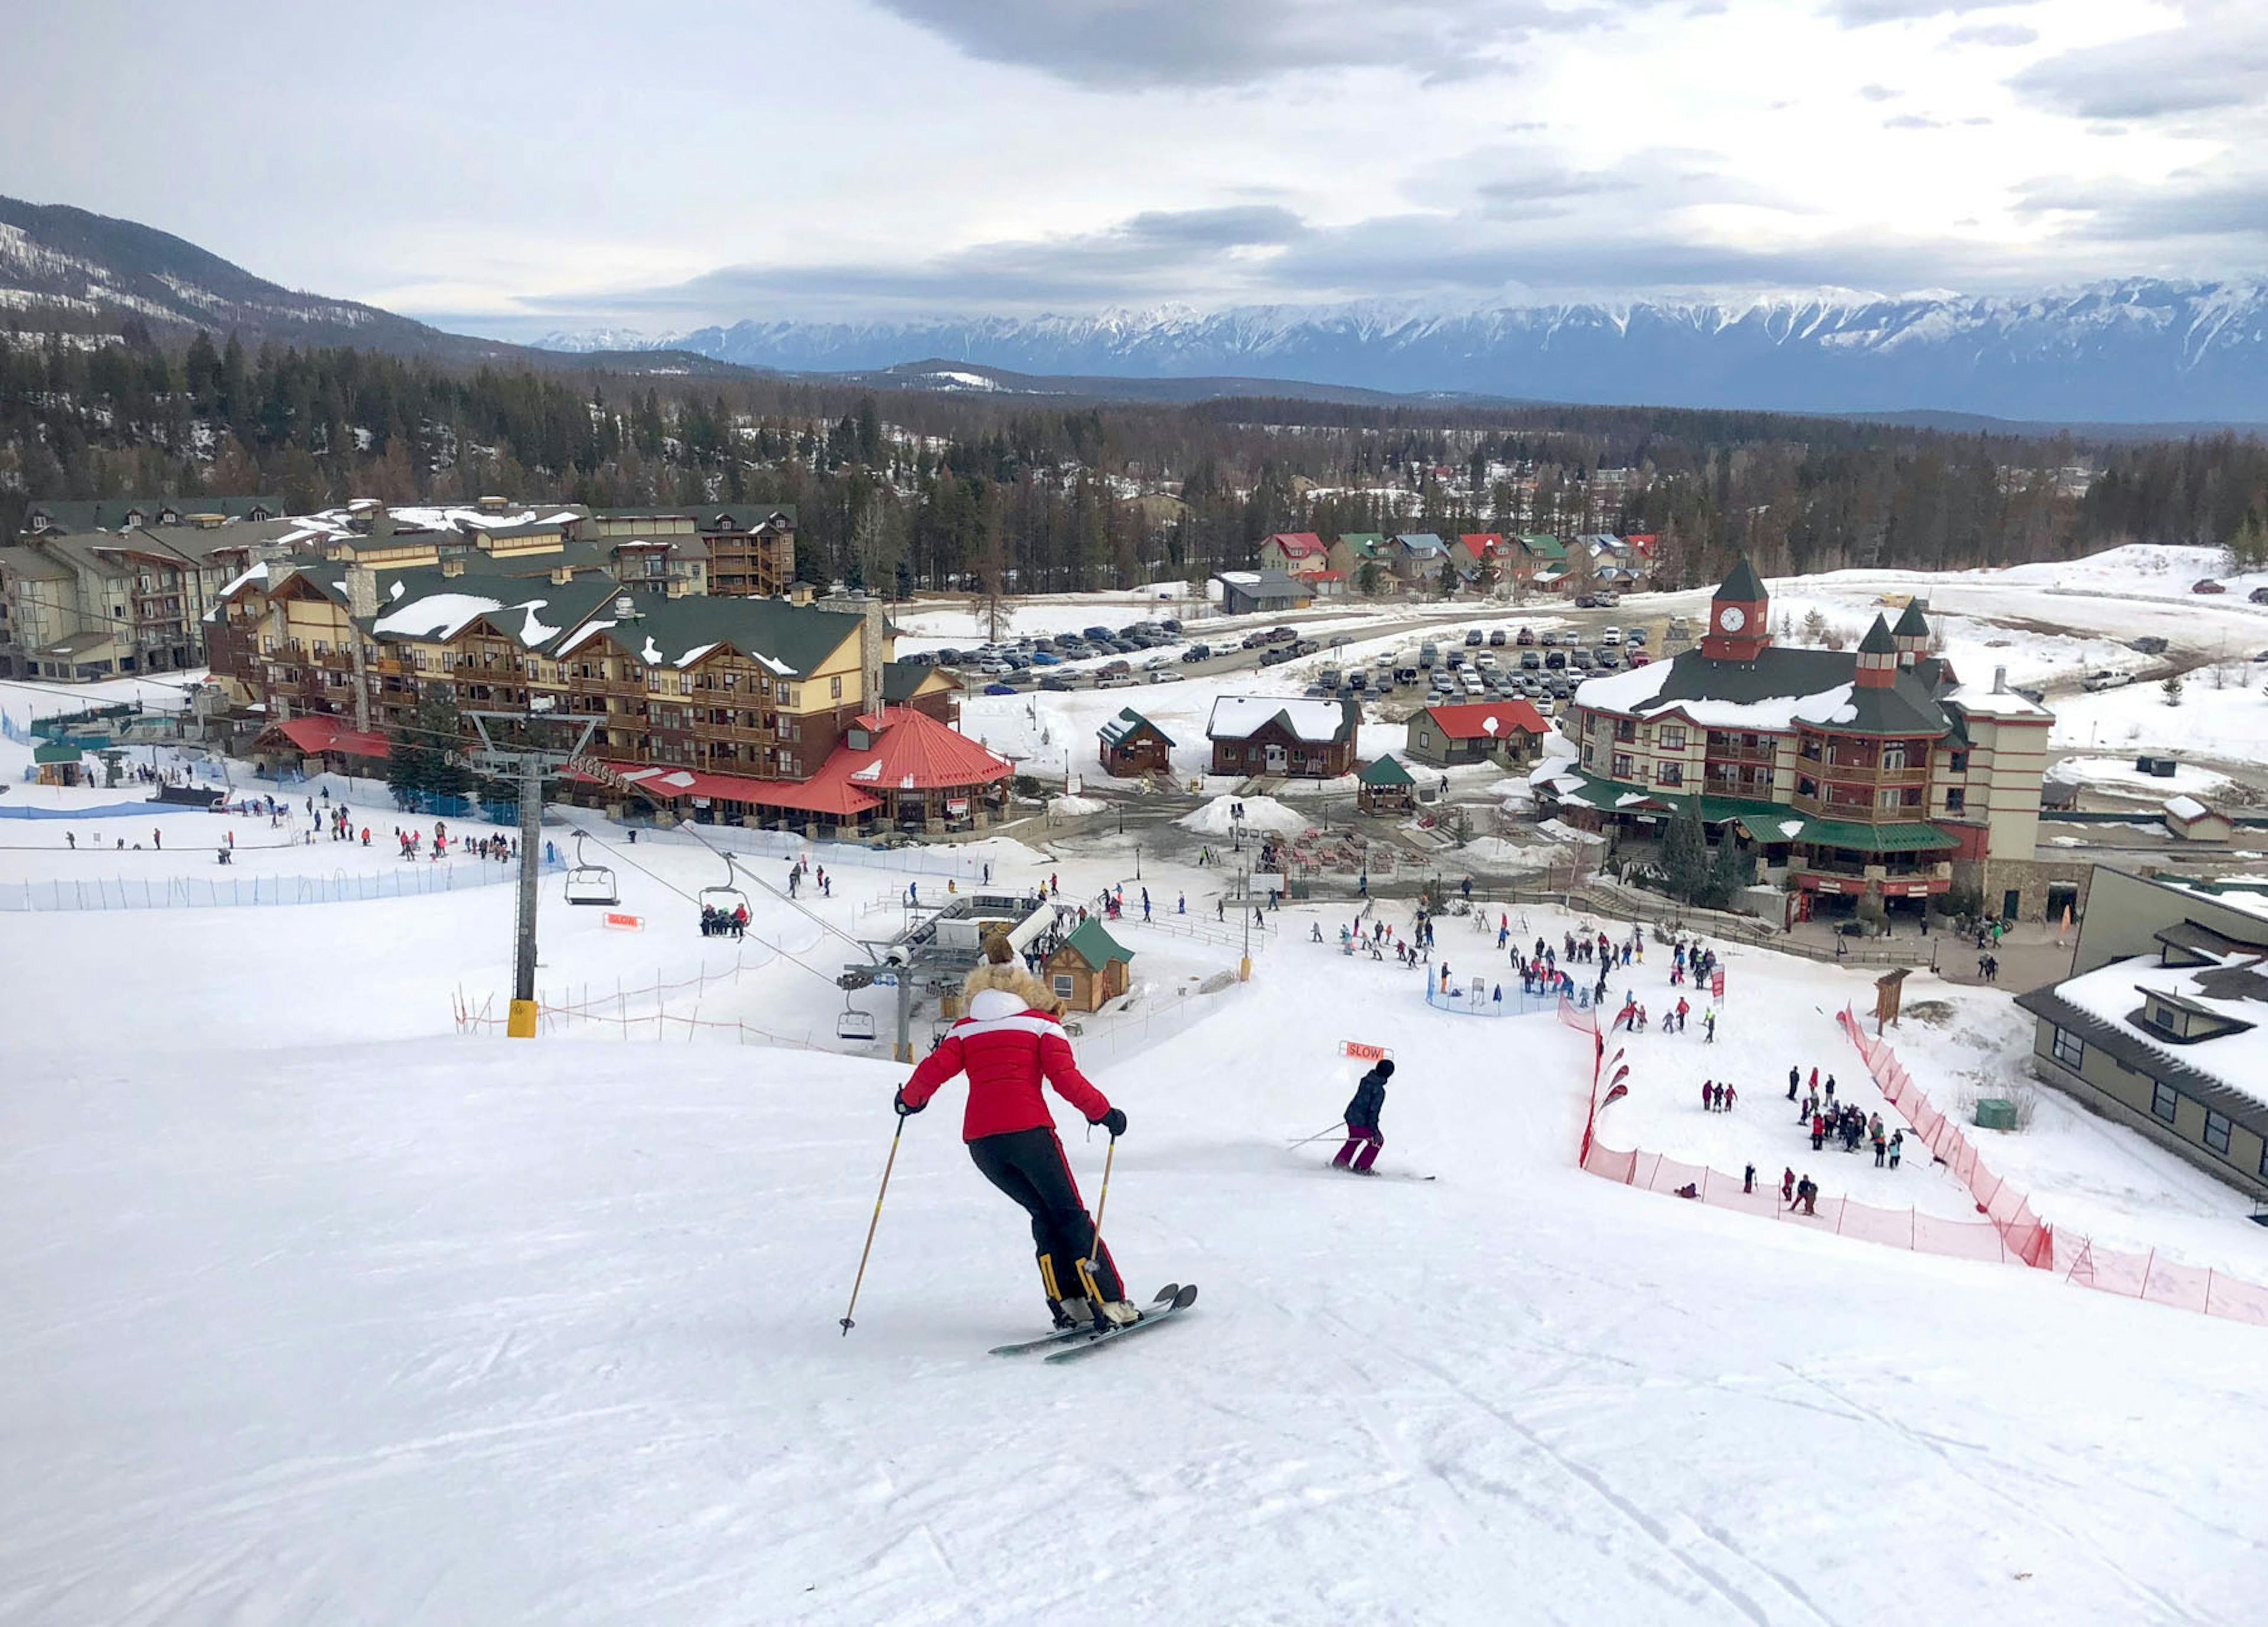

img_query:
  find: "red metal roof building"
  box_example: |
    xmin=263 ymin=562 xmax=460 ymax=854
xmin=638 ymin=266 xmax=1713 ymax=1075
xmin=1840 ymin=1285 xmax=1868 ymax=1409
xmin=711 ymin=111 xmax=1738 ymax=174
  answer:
xmin=1405 ymin=700 xmax=1551 ymax=768
xmin=250 ymin=716 xmax=390 ymax=776
xmin=1259 ymin=531 xmax=1331 ymax=578
xmin=571 ymin=705 xmax=1014 ymax=834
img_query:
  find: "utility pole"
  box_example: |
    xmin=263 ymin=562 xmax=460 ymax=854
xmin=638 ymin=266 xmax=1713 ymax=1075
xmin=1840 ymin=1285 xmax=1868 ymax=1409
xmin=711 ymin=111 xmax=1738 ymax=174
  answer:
xmin=467 ymin=700 xmax=596 ymax=1039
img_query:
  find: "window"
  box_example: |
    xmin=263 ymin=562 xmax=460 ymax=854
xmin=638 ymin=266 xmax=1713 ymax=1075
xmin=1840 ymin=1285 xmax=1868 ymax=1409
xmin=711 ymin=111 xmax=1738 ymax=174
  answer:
xmin=1797 ymin=776 xmax=1817 ymax=798
xmin=1882 ymin=744 xmax=1907 ymax=772
xmin=1656 ymin=762 xmax=1683 ymax=786
xmin=1879 ymin=788 xmax=1901 ymax=810
xmin=1949 ymin=751 xmax=1967 ymax=773
xmin=1658 ymin=725 xmax=1686 ymax=751
xmin=1581 ymin=743 xmax=1594 ymax=767
xmin=2152 ymin=1080 xmax=2178 ymax=1122
xmin=1611 ymin=752 xmax=1633 ymax=779
xmin=1944 ymin=788 xmax=1966 ymax=812
xmin=1052 ymin=974 xmax=1076 ymax=1000
xmin=2205 ymin=1109 xmax=2231 ymax=1155
xmin=2051 ymin=1027 xmax=2084 ymax=1069
xmin=1417 ymin=731 xmax=1432 ymax=749
xmin=830 ymin=676 xmax=843 ymax=699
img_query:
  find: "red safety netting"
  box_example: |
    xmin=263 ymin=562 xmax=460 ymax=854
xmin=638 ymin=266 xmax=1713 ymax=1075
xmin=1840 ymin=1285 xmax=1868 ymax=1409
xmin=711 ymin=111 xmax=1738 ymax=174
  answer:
xmin=1835 ymin=1006 xmax=2055 ymax=1268
xmin=1581 ymin=1137 xmax=2024 ymax=1261
xmin=1833 ymin=1004 xmax=2268 ymax=1329
xmin=1572 ymin=1007 xmax=2268 ymax=1332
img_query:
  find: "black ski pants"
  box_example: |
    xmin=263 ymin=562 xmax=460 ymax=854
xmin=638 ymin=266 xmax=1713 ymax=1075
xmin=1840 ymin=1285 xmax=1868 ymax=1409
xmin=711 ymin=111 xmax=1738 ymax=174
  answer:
xmin=967 ymin=1125 xmax=1126 ymax=1308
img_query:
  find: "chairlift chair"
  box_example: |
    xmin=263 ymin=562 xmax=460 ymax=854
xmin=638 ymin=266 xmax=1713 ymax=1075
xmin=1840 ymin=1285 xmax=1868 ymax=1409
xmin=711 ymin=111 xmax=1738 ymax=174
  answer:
xmin=698 ymin=851 xmax=752 ymax=926
xmin=563 ymin=833 xmax=619 ymax=906
xmin=838 ymin=992 xmax=878 ymax=1043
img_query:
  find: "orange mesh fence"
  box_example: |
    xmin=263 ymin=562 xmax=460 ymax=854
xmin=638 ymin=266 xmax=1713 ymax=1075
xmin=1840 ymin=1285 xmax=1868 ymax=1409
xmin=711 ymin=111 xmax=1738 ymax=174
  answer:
xmin=1832 ymin=1004 xmax=2268 ymax=1327
xmin=1575 ymin=1010 xmax=2268 ymax=1329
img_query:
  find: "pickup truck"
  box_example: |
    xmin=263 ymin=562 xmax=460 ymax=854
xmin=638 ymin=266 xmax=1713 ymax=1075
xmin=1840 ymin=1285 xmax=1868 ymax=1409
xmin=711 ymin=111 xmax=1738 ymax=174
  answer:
xmin=2082 ymin=669 xmax=2134 ymax=692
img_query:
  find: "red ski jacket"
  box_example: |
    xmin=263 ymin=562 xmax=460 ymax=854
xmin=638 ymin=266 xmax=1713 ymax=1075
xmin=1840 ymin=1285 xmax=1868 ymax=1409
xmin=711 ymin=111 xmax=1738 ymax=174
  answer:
xmin=901 ymin=987 xmax=1113 ymax=1141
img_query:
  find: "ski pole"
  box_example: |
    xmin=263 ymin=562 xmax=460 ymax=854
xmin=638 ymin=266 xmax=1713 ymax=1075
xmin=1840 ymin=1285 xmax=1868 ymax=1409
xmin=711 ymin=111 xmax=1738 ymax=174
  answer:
xmin=839 ymin=1115 xmax=907 ymax=1337
xmin=1083 ymin=1131 xmax=1118 ymax=1281
xmin=1285 ymin=1122 xmax=1348 ymax=1148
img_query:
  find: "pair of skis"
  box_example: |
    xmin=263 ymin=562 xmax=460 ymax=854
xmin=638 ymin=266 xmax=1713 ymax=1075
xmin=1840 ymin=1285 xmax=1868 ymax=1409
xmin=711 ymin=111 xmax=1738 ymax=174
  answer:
xmin=989 ymin=1283 xmax=1198 ymax=1363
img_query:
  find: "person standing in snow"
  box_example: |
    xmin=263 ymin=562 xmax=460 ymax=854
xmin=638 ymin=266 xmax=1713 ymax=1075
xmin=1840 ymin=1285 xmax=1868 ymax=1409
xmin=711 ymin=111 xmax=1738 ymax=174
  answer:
xmin=1334 ymin=1059 xmax=1393 ymax=1176
xmin=894 ymin=935 xmax=1139 ymax=1332
xmin=1787 ymin=1065 xmax=1800 ymax=1101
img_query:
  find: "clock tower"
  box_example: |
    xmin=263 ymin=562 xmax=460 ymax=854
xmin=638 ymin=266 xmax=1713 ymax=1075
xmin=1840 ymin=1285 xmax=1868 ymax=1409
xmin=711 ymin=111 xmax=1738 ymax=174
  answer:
xmin=1699 ymin=557 xmax=1771 ymax=662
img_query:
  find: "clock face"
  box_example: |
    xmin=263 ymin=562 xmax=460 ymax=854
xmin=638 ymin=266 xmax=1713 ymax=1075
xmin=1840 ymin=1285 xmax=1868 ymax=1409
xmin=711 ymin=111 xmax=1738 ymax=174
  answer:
xmin=1718 ymin=605 xmax=1746 ymax=632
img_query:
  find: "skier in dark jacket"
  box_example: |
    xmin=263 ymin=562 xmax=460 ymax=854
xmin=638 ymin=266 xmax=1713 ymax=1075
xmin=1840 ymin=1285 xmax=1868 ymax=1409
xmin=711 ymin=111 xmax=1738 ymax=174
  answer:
xmin=1334 ymin=1059 xmax=1394 ymax=1175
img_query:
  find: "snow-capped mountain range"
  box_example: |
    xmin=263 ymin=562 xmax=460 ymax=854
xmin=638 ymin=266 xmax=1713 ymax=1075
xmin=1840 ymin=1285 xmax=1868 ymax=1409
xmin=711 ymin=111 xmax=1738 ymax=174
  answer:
xmin=539 ymin=281 xmax=2268 ymax=422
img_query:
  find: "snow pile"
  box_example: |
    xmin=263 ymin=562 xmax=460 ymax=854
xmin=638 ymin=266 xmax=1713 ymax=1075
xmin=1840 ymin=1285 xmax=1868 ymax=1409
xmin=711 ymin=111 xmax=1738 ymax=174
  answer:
xmin=1537 ymin=818 xmax=1607 ymax=844
xmin=1050 ymin=794 xmax=1106 ymax=816
xmin=1458 ymin=835 xmax=1544 ymax=867
xmin=1176 ymin=794 xmax=1308 ymax=835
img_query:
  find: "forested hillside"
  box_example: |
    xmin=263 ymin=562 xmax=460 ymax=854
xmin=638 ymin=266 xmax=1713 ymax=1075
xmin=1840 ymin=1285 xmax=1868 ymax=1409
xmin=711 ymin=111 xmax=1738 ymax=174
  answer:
xmin=5 ymin=330 xmax=2266 ymax=591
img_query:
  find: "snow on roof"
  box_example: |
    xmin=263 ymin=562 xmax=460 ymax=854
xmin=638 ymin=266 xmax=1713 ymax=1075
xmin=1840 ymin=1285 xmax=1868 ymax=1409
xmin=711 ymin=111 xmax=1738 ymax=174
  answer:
xmin=1217 ymin=571 xmax=1260 ymax=586
xmin=1207 ymin=696 xmax=1352 ymax=744
xmin=519 ymin=602 xmax=559 ymax=645
xmin=2052 ymin=951 xmax=2268 ymax=1114
xmin=1574 ymin=660 xmax=1859 ymax=730
xmin=218 ymin=561 xmax=270 ymax=598
xmin=558 ymin=619 xmax=615 ymax=655
xmin=372 ymin=591 xmax=507 ymax=642
xmin=2166 ymin=795 xmax=2216 ymax=822
xmin=1946 ymin=685 xmax=2052 ymax=720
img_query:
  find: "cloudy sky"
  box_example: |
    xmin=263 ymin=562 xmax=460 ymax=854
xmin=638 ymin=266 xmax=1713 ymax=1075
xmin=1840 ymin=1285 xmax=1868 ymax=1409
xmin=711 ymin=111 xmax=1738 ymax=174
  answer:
xmin=8 ymin=0 xmax=2264 ymax=337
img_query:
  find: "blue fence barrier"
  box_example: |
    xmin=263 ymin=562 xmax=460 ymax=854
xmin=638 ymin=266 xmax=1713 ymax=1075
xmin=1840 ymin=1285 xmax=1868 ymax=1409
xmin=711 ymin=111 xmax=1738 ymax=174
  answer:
xmin=0 ymin=858 xmax=560 ymax=912
xmin=1424 ymin=980 xmax=1562 ymax=1017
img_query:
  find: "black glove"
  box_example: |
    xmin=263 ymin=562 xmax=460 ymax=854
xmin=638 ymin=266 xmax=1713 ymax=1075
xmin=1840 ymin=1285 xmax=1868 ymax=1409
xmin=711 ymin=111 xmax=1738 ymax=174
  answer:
xmin=1095 ymin=1107 xmax=1128 ymax=1138
xmin=894 ymin=1090 xmax=924 ymax=1117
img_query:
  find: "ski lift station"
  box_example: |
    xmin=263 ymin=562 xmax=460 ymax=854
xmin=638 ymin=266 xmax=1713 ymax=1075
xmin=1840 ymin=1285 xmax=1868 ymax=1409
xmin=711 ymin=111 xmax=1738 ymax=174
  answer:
xmin=850 ymin=889 xmax=1057 ymax=1058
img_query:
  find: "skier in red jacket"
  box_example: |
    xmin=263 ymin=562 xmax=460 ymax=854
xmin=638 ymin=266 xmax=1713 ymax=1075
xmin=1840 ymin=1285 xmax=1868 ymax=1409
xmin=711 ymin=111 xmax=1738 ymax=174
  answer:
xmin=897 ymin=934 xmax=1139 ymax=1331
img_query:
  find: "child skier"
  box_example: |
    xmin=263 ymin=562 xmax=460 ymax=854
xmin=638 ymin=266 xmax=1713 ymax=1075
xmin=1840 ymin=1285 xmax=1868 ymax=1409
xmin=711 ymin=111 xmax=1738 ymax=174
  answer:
xmin=1334 ymin=1058 xmax=1394 ymax=1175
xmin=895 ymin=935 xmax=1139 ymax=1332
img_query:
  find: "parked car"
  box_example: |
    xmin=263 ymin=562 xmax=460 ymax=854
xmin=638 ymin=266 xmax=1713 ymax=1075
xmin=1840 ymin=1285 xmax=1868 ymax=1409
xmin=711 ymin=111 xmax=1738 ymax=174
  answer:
xmin=1329 ymin=633 xmax=1354 ymax=648
xmin=1544 ymin=650 xmax=1568 ymax=669
xmin=1418 ymin=643 xmax=1439 ymax=668
xmin=1514 ymin=626 xmax=1536 ymax=646
xmin=2129 ymin=635 xmax=2169 ymax=654
xmin=1147 ymin=670 xmax=1185 ymax=684
xmin=1595 ymin=649 xmax=1622 ymax=669
xmin=1520 ymin=650 xmax=1542 ymax=670
xmin=1488 ymin=628 xmax=1508 ymax=646
xmin=1393 ymin=665 xmax=1420 ymax=686
xmin=1345 ymin=670 xmax=1368 ymax=692
xmin=1574 ymin=593 xmax=1599 ymax=609
xmin=1158 ymin=618 xmax=1182 ymax=633
xmin=1474 ymin=653 xmax=1498 ymax=672
xmin=934 ymin=647 xmax=965 ymax=666
xmin=1083 ymin=626 xmax=1115 ymax=642
xmin=1181 ymin=643 xmax=1212 ymax=663
xmin=1569 ymin=649 xmax=1595 ymax=670
xmin=1628 ymin=650 xmax=1651 ymax=667
xmin=2194 ymin=579 xmax=2227 ymax=594
xmin=1292 ymin=639 xmax=1321 ymax=656
xmin=1260 ymin=646 xmax=1296 ymax=666
xmin=2083 ymin=669 xmax=2133 ymax=691
xmin=1625 ymin=627 xmax=1647 ymax=646
xmin=1098 ymin=659 xmax=1132 ymax=676
xmin=1601 ymin=626 xmax=1623 ymax=645
xmin=1464 ymin=627 xmax=1484 ymax=646
xmin=1538 ymin=629 xmax=1559 ymax=647
xmin=1040 ymin=677 xmax=1073 ymax=692
xmin=1595 ymin=591 xmax=1619 ymax=607
xmin=1094 ymin=674 xmax=1138 ymax=689
xmin=982 ymin=682 xmax=1017 ymax=695
xmin=1547 ymin=675 xmax=1573 ymax=698
xmin=1024 ymin=650 xmax=1057 ymax=666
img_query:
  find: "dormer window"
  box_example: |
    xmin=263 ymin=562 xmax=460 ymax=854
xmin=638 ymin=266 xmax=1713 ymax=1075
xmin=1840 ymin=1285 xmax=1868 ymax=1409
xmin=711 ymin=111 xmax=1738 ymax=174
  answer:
xmin=848 ymin=727 xmax=874 ymax=751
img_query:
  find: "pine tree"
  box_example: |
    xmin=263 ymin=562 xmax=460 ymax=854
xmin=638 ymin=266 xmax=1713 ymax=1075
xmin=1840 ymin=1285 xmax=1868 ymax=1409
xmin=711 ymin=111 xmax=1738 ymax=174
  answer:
xmin=2162 ymin=674 xmax=2185 ymax=707
xmin=1661 ymin=801 xmax=1709 ymax=903
xmin=1705 ymin=828 xmax=1751 ymax=907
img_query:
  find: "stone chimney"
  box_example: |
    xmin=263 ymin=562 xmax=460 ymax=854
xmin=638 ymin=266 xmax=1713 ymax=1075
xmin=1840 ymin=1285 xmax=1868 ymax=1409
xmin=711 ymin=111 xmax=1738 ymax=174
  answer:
xmin=550 ymin=564 xmax=574 ymax=585
xmin=862 ymin=596 xmax=885 ymax=716
xmin=1993 ymin=665 xmax=2007 ymax=695
xmin=343 ymin=567 xmax=377 ymax=733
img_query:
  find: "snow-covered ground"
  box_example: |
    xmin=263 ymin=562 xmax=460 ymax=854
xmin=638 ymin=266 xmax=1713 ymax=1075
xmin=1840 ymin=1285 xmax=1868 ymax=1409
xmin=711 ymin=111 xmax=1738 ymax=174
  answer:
xmin=2048 ymin=664 xmax=2268 ymax=763
xmin=7 ymin=801 xmax=2268 ymax=1622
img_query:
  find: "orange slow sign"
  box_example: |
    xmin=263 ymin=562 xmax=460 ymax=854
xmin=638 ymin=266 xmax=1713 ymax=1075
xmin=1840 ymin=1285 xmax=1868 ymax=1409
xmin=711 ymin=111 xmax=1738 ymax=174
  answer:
xmin=603 ymin=912 xmax=644 ymax=931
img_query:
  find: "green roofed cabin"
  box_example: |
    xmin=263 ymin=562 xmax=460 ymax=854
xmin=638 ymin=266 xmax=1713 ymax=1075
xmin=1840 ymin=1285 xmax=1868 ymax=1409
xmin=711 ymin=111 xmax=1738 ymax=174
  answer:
xmin=1047 ymin=917 xmax=1133 ymax=1013
xmin=1097 ymin=707 xmax=1175 ymax=777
